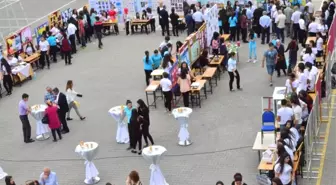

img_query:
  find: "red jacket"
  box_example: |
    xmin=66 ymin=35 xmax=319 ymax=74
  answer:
xmin=61 ymin=38 xmax=71 ymax=52
xmin=45 ymin=106 xmax=61 ymax=129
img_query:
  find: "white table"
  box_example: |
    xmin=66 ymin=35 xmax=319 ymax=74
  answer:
xmin=30 ymin=104 xmax=50 ymax=141
xmin=142 ymin=145 xmax=169 ymax=185
xmin=75 ymin=142 xmax=100 ymax=184
xmin=272 ymin=86 xmax=287 ymax=116
xmin=108 ymin=106 xmax=129 ymax=144
xmin=172 ymin=107 xmax=193 ymax=146
xmin=12 ymin=63 xmax=31 ymax=77
xmin=252 ymin=132 xmax=278 ymax=160
xmin=151 ymin=69 xmax=164 ymax=80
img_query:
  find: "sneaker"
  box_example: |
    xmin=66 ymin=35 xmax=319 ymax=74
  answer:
xmin=270 ymin=82 xmax=273 ymax=86
xmin=247 ymin=59 xmax=251 ymax=63
xmin=66 ymin=117 xmax=73 ymax=121
xmin=230 ymin=89 xmax=235 ymax=92
xmin=253 ymin=60 xmax=257 ymax=63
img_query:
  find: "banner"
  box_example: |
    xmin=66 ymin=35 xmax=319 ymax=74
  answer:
xmin=204 ymin=4 xmax=219 ymax=46
xmin=6 ymin=34 xmax=22 ymax=54
xmin=190 ymin=40 xmax=200 ymax=63
xmin=48 ymin=10 xmax=62 ymax=28
xmin=179 ymin=42 xmax=190 ymax=65
xmin=19 ymin=27 xmax=32 ymax=46
xmin=327 ymin=18 xmax=336 ymax=53
xmin=61 ymin=8 xmax=73 ymax=24
xmin=197 ymin=24 xmax=206 ymax=52
xmin=35 ymin=22 xmax=48 ymax=43
xmin=89 ymin=0 xmax=111 ymax=14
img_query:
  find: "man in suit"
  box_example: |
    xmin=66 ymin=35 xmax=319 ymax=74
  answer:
xmin=53 ymin=87 xmax=70 ymax=134
xmin=170 ymin=8 xmax=179 ymax=36
xmin=159 ymin=5 xmax=170 ymax=36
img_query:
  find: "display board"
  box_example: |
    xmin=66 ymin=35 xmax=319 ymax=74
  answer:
xmin=35 ymin=22 xmax=48 ymax=44
xmin=20 ymin=27 xmax=32 ymax=46
xmin=197 ymin=24 xmax=206 ymax=52
xmin=170 ymin=0 xmax=183 ymax=14
xmin=110 ymin=0 xmax=124 ymax=23
xmin=169 ymin=61 xmax=179 ymax=92
xmin=89 ymin=0 xmax=111 ymax=14
xmin=6 ymin=34 xmax=22 ymax=54
xmin=179 ymin=43 xmax=190 ymax=65
xmin=204 ymin=4 xmax=219 ymax=46
xmin=61 ymin=8 xmax=73 ymax=24
xmin=134 ymin=0 xmax=153 ymax=13
xmin=48 ymin=10 xmax=62 ymax=28
xmin=190 ymin=40 xmax=200 ymax=63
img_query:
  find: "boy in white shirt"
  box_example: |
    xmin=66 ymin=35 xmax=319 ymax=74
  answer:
xmin=305 ymin=62 xmax=318 ymax=91
xmin=296 ymin=63 xmax=308 ymax=93
xmin=160 ymin=72 xmax=172 ymax=113
xmin=277 ymin=99 xmax=294 ymax=130
xmin=316 ymin=32 xmax=324 ymax=57
xmin=285 ymin=73 xmax=299 ymax=94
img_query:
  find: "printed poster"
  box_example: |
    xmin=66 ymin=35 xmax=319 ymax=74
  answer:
xmin=6 ymin=34 xmax=22 ymax=54
xmin=20 ymin=27 xmax=32 ymax=46
xmin=110 ymin=0 xmax=124 ymax=23
xmin=134 ymin=0 xmax=153 ymax=13
xmin=190 ymin=41 xmax=200 ymax=63
xmin=204 ymin=4 xmax=219 ymax=46
xmin=171 ymin=0 xmax=183 ymax=14
xmin=48 ymin=10 xmax=62 ymax=28
xmin=89 ymin=0 xmax=111 ymax=14
xmin=169 ymin=61 xmax=179 ymax=91
xmin=61 ymin=8 xmax=73 ymax=24
xmin=35 ymin=22 xmax=48 ymax=44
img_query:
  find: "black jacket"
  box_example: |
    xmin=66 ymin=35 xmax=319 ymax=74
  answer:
xmin=138 ymin=107 xmax=150 ymax=126
xmin=160 ymin=9 xmax=169 ymax=24
xmin=170 ymin=13 xmax=179 ymax=25
xmin=57 ymin=93 xmax=69 ymax=112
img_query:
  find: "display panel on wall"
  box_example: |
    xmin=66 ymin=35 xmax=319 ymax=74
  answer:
xmin=35 ymin=22 xmax=48 ymax=44
xmin=6 ymin=34 xmax=22 ymax=54
xmin=48 ymin=10 xmax=62 ymax=28
xmin=170 ymin=0 xmax=183 ymax=14
xmin=20 ymin=27 xmax=32 ymax=46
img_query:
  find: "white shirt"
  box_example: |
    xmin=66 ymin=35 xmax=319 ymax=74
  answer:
xmin=297 ymin=72 xmax=308 ymax=93
xmin=8 ymin=57 xmax=18 ymax=66
xmin=285 ymin=79 xmax=299 ymax=94
xmin=308 ymin=22 xmax=319 ymax=33
xmin=227 ymin=58 xmax=237 ymax=72
xmin=147 ymin=12 xmax=154 ymax=19
xmin=160 ymin=78 xmax=172 ymax=92
xmin=276 ymin=14 xmax=286 ymax=29
xmin=291 ymin=11 xmax=301 ymax=23
xmin=316 ymin=37 xmax=323 ymax=51
xmin=292 ymin=104 xmax=303 ymax=125
xmin=272 ymin=10 xmax=278 ymax=20
xmin=318 ymin=24 xmax=328 ymax=36
xmin=50 ymin=27 xmax=60 ymax=36
xmin=284 ymin=145 xmax=295 ymax=161
xmin=275 ymin=163 xmax=293 ymax=185
xmin=66 ymin=88 xmax=78 ymax=103
xmin=305 ymin=68 xmax=317 ymax=91
xmin=192 ymin=11 xmax=203 ymax=22
xmin=67 ymin=23 xmax=77 ymax=35
xmin=299 ymin=19 xmax=305 ymax=30
xmin=306 ymin=2 xmax=314 ymax=13
xmin=299 ymin=99 xmax=309 ymax=119
xmin=290 ymin=127 xmax=300 ymax=143
xmin=39 ymin=40 xmax=49 ymax=51
xmin=302 ymin=53 xmax=315 ymax=65
xmin=271 ymin=5 xmax=277 ymax=18
xmin=277 ymin=107 xmax=294 ymax=125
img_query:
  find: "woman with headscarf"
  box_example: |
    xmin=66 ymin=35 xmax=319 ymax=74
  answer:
xmin=130 ymin=108 xmax=142 ymax=154
xmin=137 ymin=99 xmax=154 ymax=147
xmin=275 ymin=40 xmax=286 ymax=77
xmin=44 ymin=100 xmax=62 ymax=142
xmin=1 ymin=58 xmax=13 ymax=95
xmin=285 ymin=39 xmax=299 ymax=74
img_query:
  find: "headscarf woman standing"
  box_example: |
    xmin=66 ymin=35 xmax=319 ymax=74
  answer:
xmin=1 ymin=58 xmax=13 ymax=95
xmin=275 ymin=40 xmax=287 ymax=77
xmin=137 ymin=99 xmax=154 ymax=147
xmin=285 ymin=39 xmax=299 ymax=74
xmin=130 ymin=108 xmax=142 ymax=154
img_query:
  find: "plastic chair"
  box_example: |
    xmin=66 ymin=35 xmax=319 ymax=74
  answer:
xmin=261 ymin=111 xmax=276 ymax=144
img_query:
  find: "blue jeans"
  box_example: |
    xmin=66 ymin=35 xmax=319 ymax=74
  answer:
xmin=249 ymin=45 xmax=257 ymax=59
xmin=266 ymin=65 xmax=275 ymax=75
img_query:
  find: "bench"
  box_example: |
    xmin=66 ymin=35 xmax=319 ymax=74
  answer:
xmin=209 ymin=55 xmax=224 ymax=80
xmin=145 ymin=81 xmax=163 ymax=108
xmin=202 ymin=67 xmax=218 ymax=94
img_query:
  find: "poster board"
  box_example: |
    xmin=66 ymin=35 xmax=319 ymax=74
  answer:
xmin=178 ymin=42 xmax=190 ymax=65
xmin=170 ymin=0 xmax=183 ymax=15
xmin=6 ymin=34 xmax=22 ymax=54
xmin=89 ymin=0 xmax=111 ymax=14
xmin=19 ymin=27 xmax=33 ymax=46
xmin=61 ymin=8 xmax=73 ymax=24
xmin=48 ymin=10 xmax=62 ymax=28
xmin=134 ymin=0 xmax=153 ymax=13
xmin=197 ymin=23 xmax=206 ymax=52
xmin=169 ymin=61 xmax=179 ymax=91
xmin=204 ymin=4 xmax=219 ymax=46
xmin=110 ymin=0 xmax=124 ymax=23
xmin=35 ymin=22 xmax=48 ymax=44
xmin=190 ymin=40 xmax=200 ymax=63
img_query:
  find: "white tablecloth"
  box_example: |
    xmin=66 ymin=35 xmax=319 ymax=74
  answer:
xmin=142 ymin=145 xmax=169 ymax=185
xmin=30 ymin=104 xmax=50 ymax=136
xmin=172 ymin=108 xmax=192 ymax=144
xmin=108 ymin=106 xmax=129 ymax=144
xmin=12 ymin=63 xmax=31 ymax=77
xmin=75 ymin=142 xmax=100 ymax=184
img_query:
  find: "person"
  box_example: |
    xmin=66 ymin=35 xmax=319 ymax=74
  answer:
xmin=275 ymin=40 xmax=286 ymax=77
xmin=61 ymin=32 xmax=72 ymax=65
xmin=39 ymin=168 xmax=58 ymax=185
xmin=19 ymin=93 xmax=34 ymax=143
xmin=185 ymin=10 xmax=194 ymax=35
xmin=290 ymin=93 xmax=303 ymax=129
xmin=1 ymin=58 xmax=13 ymax=95
xmin=272 ymin=177 xmax=284 ymax=185
xmin=219 ymin=37 xmax=228 ymax=69
xmin=170 ymin=8 xmax=179 ymax=36
xmin=275 ymin=10 xmax=286 ymax=43
xmin=160 ymin=72 xmax=172 ymax=113
xmin=65 ymin=80 xmax=85 ymax=121
xmin=227 ymin=52 xmax=241 ymax=91
xmin=5 ymin=175 xmax=16 ymax=185
xmin=211 ymin=32 xmax=220 ymax=56
xmin=285 ymin=39 xmax=299 ymax=74
xmin=291 ymin=6 xmax=301 ymax=40
xmin=298 ymin=14 xmax=306 ymax=47
xmin=259 ymin=11 xmax=271 ymax=44
xmin=199 ymin=50 xmax=210 ymax=68
xmin=147 ymin=8 xmax=155 ymax=32
xmin=159 ymin=36 xmax=171 ymax=51
xmin=240 ymin=9 xmax=248 ymax=43
xmin=39 ymin=36 xmax=50 ymax=69
xmin=83 ymin=6 xmax=93 ymax=40
xmin=283 ymin=6 xmax=293 ymax=38
xmin=78 ymin=15 xmax=86 ymax=48
xmin=151 ymin=50 xmax=162 ymax=69
xmin=53 ymin=87 xmax=70 ymax=134
xmin=296 ymin=63 xmax=308 ymax=93
xmin=262 ymin=43 xmax=278 ymax=86
xmin=161 ymin=54 xmax=174 ymax=73
xmin=129 ymin=108 xmax=142 ymax=154
xmin=193 ymin=8 xmax=204 ymax=31
xmin=94 ymin=16 xmax=103 ymax=49
xmin=124 ymin=8 xmax=131 ymax=35
xmin=47 ymin=32 xmax=57 ymax=62
xmin=44 ymin=101 xmax=62 ymax=142
xmin=6 ymin=53 xmax=18 ymax=66
xmin=298 ymin=90 xmax=314 ymax=114
xmin=231 ymin=173 xmax=247 ymax=185
xmin=126 ymin=170 xmax=142 ymax=185
xmin=308 ymin=17 xmax=319 ymax=36
xmin=67 ymin=21 xmax=77 ymax=54
xmin=305 ymin=62 xmax=318 ymax=91
xmin=248 ymin=29 xmax=257 ymax=63
xmin=274 ymin=153 xmax=293 ymax=185
xmin=277 ymin=99 xmax=294 ymax=130
xmin=159 ymin=5 xmax=169 ymax=36
xmin=316 ymin=32 xmax=324 ymax=57
xmin=44 ymin=86 xmax=55 ymax=102
xmin=229 ymin=12 xmax=238 ymax=41
xmin=137 ymin=99 xmax=154 ymax=147
xmin=302 ymin=47 xmax=315 ymax=65
xmin=285 ymin=121 xmax=300 ymax=144
xmin=123 ymin=100 xmax=134 ymax=150
xmin=216 ymin=181 xmax=224 ymax=185
xmin=178 ymin=68 xmax=191 ymax=107
xmin=25 ymin=41 xmax=36 ymax=56
xmin=143 ymin=51 xmax=153 ymax=86
xmin=285 ymin=73 xmax=299 ymax=94
xmin=179 ymin=62 xmax=195 ymax=78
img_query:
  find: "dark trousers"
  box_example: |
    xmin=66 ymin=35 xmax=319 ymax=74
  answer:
xmin=317 ymin=50 xmax=323 ymax=57
xmin=69 ymin=34 xmax=76 ymax=53
xmin=163 ymin=91 xmax=172 ymax=111
xmin=80 ymin=36 xmax=86 ymax=47
xmin=3 ymin=75 xmax=13 ymax=93
xmin=113 ymin=25 xmax=119 ymax=34
xmin=182 ymin=91 xmax=190 ymax=107
xmin=75 ymin=30 xmax=80 ymax=44
xmin=228 ymin=70 xmax=240 ymax=90
xmin=272 ymin=20 xmax=276 ymax=33
xmin=39 ymin=51 xmax=50 ymax=68
xmin=64 ymin=51 xmax=71 ymax=64
xmin=144 ymin=69 xmax=152 ymax=86
xmin=161 ymin=23 xmax=169 ymax=36
xmin=58 ymin=111 xmax=69 ymax=132
xmin=96 ymin=32 xmax=103 ymax=48
xmin=308 ymin=32 xmax=316 ymax=37
xmin=128 ymin=124 xmax=134 ymax=148
xmin=50 ymin=45 xmax=58 ymax=62
xmin=230 ymin=27 xmax=236 ymax=41
xmin=134 ymin=130 xmax=142 ymax=150
xmin=241 ymin=28 xmax=248 ymax=42
xmin=142 ymin=124 xmax=154 ymax=145
xmin=19 ymin=115 xmax=31 ymax=142
xmin=236 ymin=26 xmax=240 ymax=40
xmin=293 ymin=23 xmax=299 ymax=40
xmin=298 ymin=29 xmax=306 ymax=47
xmin=150 ymin=18 xmax=156 ymax=32
xmin=51 ymin=128 xmax=62 ymax=140
xmin=261 ymin=27 xmax=270 ymax=44
xmin=277 ymin=27 xmax=285 ymax=43
xmin=85 ymin=27 xmax=91 ymax=42
xmin=125 ymin=21 xmax=130 ymax=35
xmin=172 ymin=23 xmax=179 ymax=36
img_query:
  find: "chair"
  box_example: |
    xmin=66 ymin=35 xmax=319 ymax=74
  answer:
xmin=261 ymin=111 xmax=276 ymax=144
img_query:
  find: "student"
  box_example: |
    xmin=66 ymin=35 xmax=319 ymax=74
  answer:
xmin=177 ymin=69 xmax=191 ymax=107
xmin=47 ymin=31 xmax=57 ymax=62
xmin=296 ymin=63 xmax=308 ymax=93
xmin=285 ymin=73 xmax=299 ymax=94
xmin=151 ymin=50 xmax=162 ymax=69
xmin=94 ymin=16 xmax=103 ymax=49
xmin=285 ymin=39 xmax=299 ymax=74
xmin=219 ymin=37 xmax=228 ymax=70
xmin=61 ymin=32 xmax=72 ymax=65
xmin=248 ymin=29 xmax=257 ymax=63
xmin=38 ymin=36 xmax=50 ymax=69
xmin=25 ymin=41 xmax=36 ymax=56
xmin=262 ymin=43 xmax=278 ymax=86
xmin=211 ymin=32 xmax=220 ymax=56
xmin=229 ymin=12 xmax=238 ymax=41
xmin=160 ymin=72 xmax=172 ymax=113
xmin=316 ymin=32 xmax=324 ymax=57
xmin=143 ymin=51 xmax=153 ymax=86
xmin=231 ymin=173 xmax=247 ymax=185
xmin=308 ymin=17 xmax=319 ymax=36
xmin=305 ymin=62 xmax=318 ymax=91
xmin=227 ymin=52 xmax=241 ymax=92
xmin=298 ymin=14 xmax=306 ymax=47
xmin=170 ymin=8 xmax=179 ymax=36
xmin=285 ymin=121 xmax=300 ymax=144
xmin=277 ymin=99 xmax=294 ymax=130
xmin=1 ymin=58 xmax=13 ymax=95
xmin=302 ymin=47 xmax=315 ymax=65
xmin=274 ymin=153 xmax=293 ymax=185
xmin=290 ymin=93 xmax=303 ymax=129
